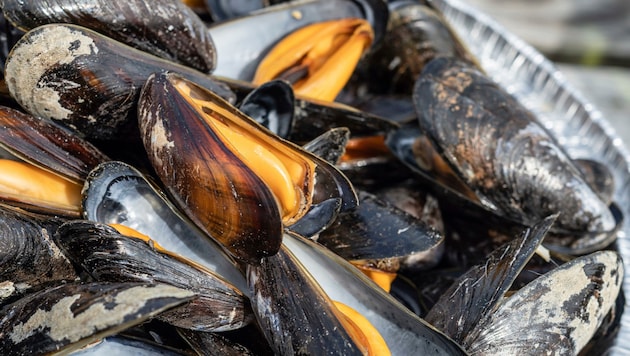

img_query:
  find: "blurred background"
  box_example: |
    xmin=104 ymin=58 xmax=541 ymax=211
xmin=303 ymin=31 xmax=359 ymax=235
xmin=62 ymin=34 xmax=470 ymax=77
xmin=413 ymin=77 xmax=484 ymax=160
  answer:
xmin=465 ymin=0 xmax=630 ymax=145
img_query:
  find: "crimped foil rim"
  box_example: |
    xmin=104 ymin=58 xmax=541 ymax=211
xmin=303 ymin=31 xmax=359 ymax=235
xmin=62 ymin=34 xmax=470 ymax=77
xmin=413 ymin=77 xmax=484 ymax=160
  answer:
xmin=428 ymin=0 xmax=630 ymax=352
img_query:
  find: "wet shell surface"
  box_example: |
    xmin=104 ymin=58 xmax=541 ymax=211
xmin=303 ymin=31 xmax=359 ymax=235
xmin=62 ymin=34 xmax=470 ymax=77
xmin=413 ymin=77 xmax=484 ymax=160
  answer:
xmin=4 ymin=24 xmax=233 ymax=140
xmin=1 ymin=0 xmax=217 ymax=72
xmin=414 ymin=57 xmax=615 ymax=234
xmin=0 ymin=282 xmax=193 ymax=355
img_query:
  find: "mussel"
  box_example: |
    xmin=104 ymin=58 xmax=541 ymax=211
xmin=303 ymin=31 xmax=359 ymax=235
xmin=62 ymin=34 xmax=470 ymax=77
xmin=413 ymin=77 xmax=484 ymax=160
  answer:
xmin=408 ymin=56 xmax=620 ymax=252
xmin=0 ymin=282 xmax=193 ymax=355
xmin=55 ymin=220 xmax=253 ymax=333
xmin=0 ymin=204 xmax=77 ymax=305
xmin=5 ymin=23 xmax=234 ymax=140
xmin=283 ymin=232 xmax=468 ymax=355
xmin=81 ymin=160 xmax=248 ymax=294
xmin=209 ymin=0 xmax=388 ymax=80
xmin=1 ymin=0 xmax=216 ymax=72
xmin=137 ymin=71 xmax=357 ymax=263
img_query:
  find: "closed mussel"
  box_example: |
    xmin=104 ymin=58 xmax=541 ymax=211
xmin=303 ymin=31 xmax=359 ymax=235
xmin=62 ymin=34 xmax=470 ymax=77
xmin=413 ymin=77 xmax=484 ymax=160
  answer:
xmin=138 ymin=71 xmax=357 ymax=264
xmin=5 ymin=24 xmax=234 ymax=140
xmin=411 ymin=57 xmax=620 ymax=251
xmin=2 ymin=0 xmax=216 ymax=73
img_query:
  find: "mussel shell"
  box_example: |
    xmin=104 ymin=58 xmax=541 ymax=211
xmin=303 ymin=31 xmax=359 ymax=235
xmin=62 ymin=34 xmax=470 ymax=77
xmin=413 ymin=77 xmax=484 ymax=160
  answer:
xmin=71 ymin=335 xmax=189 ymax=356
xmin=282 ymin=232 xmax=468 ymax=355
xmin=317 ymin=189 xmax=444 ymax=264
xmin=426 ymin=215 xmax=555 ymax=343
xmin=81 ymin=160 xmax=248 ymax=294
xmin=55 ymin=220 xmax=252 ymax=332
xmin=138 ymin=71 xmax=283 ymax=264
xmin=411 ymin=57 xmax=619 ymax=239
xmin=178 ymin=328 xmax=256 ymax=356
xmin=464 ymin=250 xmax=624 ymax=354
xmin=209 ymin=0 xmax=387 ymax=80
xmin=238 ymin=79 xmax=294 ymax=139
xmin=5 ymin=24 xmax=234 ymax=140
xmin=350 ymin=1 xmax=477 ymax=96
xmin=138 ymin=71 xmax=358 ymax=263
xmin=2 ymin=0 xmax=216 ymax=72
xmin=217 ymin=76 xmax=400 ymax=143
xmin=302 ymin=127 xmax=350 ymax=165
xmin=0 ymin=282 xmax=193 ymax=355
xmin=0 ymin=105 xmax=108 ymax=183
xmin=0 ymin=204 xmax=77 ymax=305
xmin=247 ymin=245 xmax=365 ymax=355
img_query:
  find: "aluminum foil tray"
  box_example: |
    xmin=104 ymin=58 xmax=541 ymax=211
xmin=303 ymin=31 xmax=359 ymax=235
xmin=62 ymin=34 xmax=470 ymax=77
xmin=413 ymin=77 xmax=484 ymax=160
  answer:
xmin=427 ymin=0 xmax=630 ymax=352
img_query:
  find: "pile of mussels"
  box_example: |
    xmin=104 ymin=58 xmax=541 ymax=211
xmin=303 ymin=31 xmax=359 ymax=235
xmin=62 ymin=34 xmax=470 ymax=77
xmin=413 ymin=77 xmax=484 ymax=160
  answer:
xmin=0 ymin=0 xmax=625 ymax=355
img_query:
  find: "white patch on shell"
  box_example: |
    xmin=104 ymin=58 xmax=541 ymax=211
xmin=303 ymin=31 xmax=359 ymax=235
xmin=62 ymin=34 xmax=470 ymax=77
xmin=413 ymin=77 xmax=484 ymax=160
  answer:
xmin=473 ymin=251 xmax=622 ymax=354
xmin=5 ymin=25 xmax=98 ymax=121
xmin=0 ymin=280 xmax=16 ymax=299
xmin=147 ymin=108 xmax=174 ymax=169
xmin=9 ymin=284 xmax=193 ymax=344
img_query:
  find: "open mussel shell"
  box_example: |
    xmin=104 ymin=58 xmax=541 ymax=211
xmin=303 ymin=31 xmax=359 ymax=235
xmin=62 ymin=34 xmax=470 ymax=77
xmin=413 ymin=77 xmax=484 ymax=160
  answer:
xmin=0 ymin=105 xmax=108 ymax=183
xmin=138 ymin=71 xmax=357 ymax=264
xmin=218 ymin=76 xmax=400 ymax=143
xmin=426 ymin=215 xmax=555 ymax=344
xmin=55 ymin=220 xmax=252 ymax=332
xmin=238 ymin=79 xmax=294 ymax=139
xmin=209 ymin=0 xmax=387 ymax=80
xmin=82 ymin=160 xmax=247 ymax=294
xmin=317 ymin=189 xmax=444 ymax=269
xmin=0 ymin=204 xmax=77 ymax=305
xmin=5 ymin=23 xmax=234 ymax=140
xmin=1 ymin=0 xmax=216 ymax=73
xmin=248 ymin=245 xmax=367 ymax=355
xmin=0 ymin=282 xmax=193 ymax=355
xmin=282 ymin=232 xmax=468 ymax=355
xmin=302 ymin=127 xmax=351 ymax=165
xmin=464 ymin=250 xmax=624 ymax=355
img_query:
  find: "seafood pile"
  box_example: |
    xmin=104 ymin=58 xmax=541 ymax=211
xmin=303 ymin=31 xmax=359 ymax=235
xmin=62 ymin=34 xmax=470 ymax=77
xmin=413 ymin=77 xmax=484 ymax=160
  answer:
xmin=0 ymin=0 xmax=627 ymax=355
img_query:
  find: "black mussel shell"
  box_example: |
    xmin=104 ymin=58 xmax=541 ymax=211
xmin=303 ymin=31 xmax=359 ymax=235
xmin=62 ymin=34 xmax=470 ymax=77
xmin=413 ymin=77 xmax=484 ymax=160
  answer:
xmin=248 ymin=245 xmax=367 ymax=355
xmin=283 ymin=232 xmax=468 ymax=355
xmin=2 ymin=0 xmax=216 ymax=72
xmin=426 ymin=215 xmax=555 ymax=344
xmin=413 ymin=57 xmax=615 ymax=234
xmin=55 ymin=220 xmax=252 ymax=332
xmin=318 ymin=190 xmax=444 ymax=268
xmin=238 ymin=79 xmax=294 ymax=139
xmin=0 ymin=204 xmax=77 ymax=305
xmin=178 ymin=328 xmax=256 ymax=356
xmin=5 ymin=24 xmax=234 ymax=140
xmin=138 ymin=71 xmax=357 ymax=264
xmin=349 ymin=1 xmax=477 ymax=96
xmin=302 ymin=127 xmax=350 ymax=165
xmin=464 ymin=250 xmax=623 ymax=355
xmin=0 ymin=282 xmax=193 ymax=355
xmin=217 ymin=76 xmax=399 ymax=143
xmin=81 ymin=160 xmax=248 ymax=294
xmin=0 ymin=105 xmax=108 ymax=183
xmin=209 ymin=0 xmax=386 ymax=80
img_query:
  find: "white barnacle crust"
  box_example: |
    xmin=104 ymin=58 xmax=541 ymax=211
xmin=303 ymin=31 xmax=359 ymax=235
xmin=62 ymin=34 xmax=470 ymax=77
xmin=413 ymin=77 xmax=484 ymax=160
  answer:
xmin=0 ymin=280 xmax=16 ymax=299
xmin=9 ymin=284 xmax=193 ymax=346
xmin=5 ymin=25 xmax=97 ymax=121
xmin=467 ymin=250 xmax=623 ymax=355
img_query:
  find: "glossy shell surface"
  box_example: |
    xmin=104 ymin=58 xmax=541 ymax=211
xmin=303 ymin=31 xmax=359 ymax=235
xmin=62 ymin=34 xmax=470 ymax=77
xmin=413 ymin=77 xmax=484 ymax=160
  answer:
xmin=429 ymin=0 xmax=630 ymax=352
